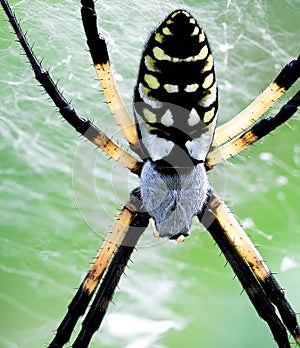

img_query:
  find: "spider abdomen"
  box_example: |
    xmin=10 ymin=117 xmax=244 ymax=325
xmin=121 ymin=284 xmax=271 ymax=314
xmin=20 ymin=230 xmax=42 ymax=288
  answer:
xmin=134 ymin=9 xmax=218 ymax=164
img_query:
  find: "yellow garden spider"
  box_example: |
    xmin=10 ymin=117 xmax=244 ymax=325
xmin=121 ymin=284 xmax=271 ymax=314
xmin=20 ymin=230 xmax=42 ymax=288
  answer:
xmin=1 ymin=0 xmax=300 ymax=347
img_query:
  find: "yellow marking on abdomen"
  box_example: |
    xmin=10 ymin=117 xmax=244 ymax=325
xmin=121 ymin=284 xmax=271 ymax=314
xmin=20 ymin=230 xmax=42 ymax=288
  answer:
xmin=202 ymin=73 xmax=214 ymax=89
xmin=191 ymin=26 xmax=200 ymax=36
xmin=162 ymin=27 xmax=172 ymax=35
xmin=143 ymin=108 xmax=157 ymax=123
xmin=184 ymin=83 xmax=199 ymax=93
xmin=155 ymin=32 xmax=164 ymax=43
xmin=144 ymin=74 xmax=160 ymax=89
xmin=201 ymin=54 xmax=214 ymax=73
xmin=199 ymin=83 xmax=217 ymax=108
xmin=198 ymin=32 xmax=205 ymax=43
xmin=145 ymin=55 xmax=160 ymax=72
xmin=164 ymin=83 xmax=179 ymax=93
xmin=153 ymin=46 xmax=171 ymax=61
xmin=203 ymin=107 xmax=216 ymax=123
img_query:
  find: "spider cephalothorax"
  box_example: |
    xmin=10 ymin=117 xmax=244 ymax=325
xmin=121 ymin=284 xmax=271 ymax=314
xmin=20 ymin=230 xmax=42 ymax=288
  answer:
xmin=2 ymin=1 xmax=300 ymax=347
xmin=140 ymin=159 xmax=208 ymax=239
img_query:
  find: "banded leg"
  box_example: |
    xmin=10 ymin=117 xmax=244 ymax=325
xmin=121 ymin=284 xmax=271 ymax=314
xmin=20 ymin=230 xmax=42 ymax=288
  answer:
xmin=1 ymin=0 xmax=141 ymax=174
xmin=213 ymin=55 xmax=300 ymax=147
xmin=72 ymin=195 xmax=149 ymax=348
xmin=81 ymin=0 xmax=139 ymax=150
xmin=199 ymin=191 xmax=300 ymax=347
xmin=48 ymin=188 xmax=148 ymax=348
xmin=206 ymin=88 xmax=300 ymax=169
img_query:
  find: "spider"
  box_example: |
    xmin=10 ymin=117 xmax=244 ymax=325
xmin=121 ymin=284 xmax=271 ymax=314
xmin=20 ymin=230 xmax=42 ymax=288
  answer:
xmin=1 ymin=0 xmax=300 ymax=347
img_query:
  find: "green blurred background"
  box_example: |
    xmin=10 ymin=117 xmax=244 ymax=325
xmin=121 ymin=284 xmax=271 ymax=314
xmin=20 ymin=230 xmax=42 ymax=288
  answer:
xmin=0 ymin=0 xmax=299 ymax=347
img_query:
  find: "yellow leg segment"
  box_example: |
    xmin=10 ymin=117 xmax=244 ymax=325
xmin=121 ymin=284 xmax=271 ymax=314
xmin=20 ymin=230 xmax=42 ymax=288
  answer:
xmin=208 ymin=193 xmax=270 ymax=282
xmin=206 ymin=89 xmax=300 ymax=169
xmin=82 ymin=206 xmax=134 ymax=296
xmin=203 ymin=191 xmax=300 ymax=346
xmin=88 ymin=127 xmax=141 ymax=172
xmin=95 ymin=62 xmax=139 ymax=148
xmin=206 ymin=129 xmax=258 ymax=169
xmin=213 ymin=81 xmax=285 ymax=147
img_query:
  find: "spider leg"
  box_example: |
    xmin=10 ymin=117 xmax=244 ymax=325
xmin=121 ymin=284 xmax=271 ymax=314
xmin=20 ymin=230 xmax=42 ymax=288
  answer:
xmin=48 ymin=188 xmax=148 ymax=348
xmin=213 ymin=55 xmax=300 ymax=147
xmin=206 ymin=88 xmax=300 ymax=168
xmin=199 ymin=190 xmax=300 ymax=347
xmin=81 ymin=0 xmax=139 ymax=151
xmin=72 ymin=193 xmax=149 ymax=348
xmin=1 ymin=0 xmax=141 ymax=174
